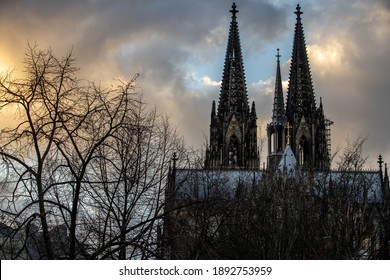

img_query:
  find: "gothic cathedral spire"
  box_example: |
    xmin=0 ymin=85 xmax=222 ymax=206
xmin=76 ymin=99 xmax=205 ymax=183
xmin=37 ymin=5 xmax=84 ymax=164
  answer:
xmin=267 ymin=49 xmax=287 ymax=170
xmin=205 ymin=3 xmax=259 ymax=170
xmin=284 ymin=4 xmax=331 ymax=170
xmin=286 ymin=4 xmax=316 ymax=123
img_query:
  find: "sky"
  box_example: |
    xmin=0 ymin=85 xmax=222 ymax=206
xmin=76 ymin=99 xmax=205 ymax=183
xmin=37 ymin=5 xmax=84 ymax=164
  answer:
xmin=0 ymin=0 xmax=389 ymax=169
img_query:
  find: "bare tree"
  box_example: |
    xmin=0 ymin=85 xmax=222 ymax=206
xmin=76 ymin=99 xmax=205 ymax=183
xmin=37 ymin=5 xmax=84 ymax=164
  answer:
xmin=82 ymin=101 xmax=185 ymax=259
xmin=0 ymin=44 xmax=79 ymax=258
xmin=164 ymin=137 xmax=386 ymax=260
xmin=0 ymin=44 xmax=183 ymax=259
xmin=336 ymin=136 xmax=368 ymax=171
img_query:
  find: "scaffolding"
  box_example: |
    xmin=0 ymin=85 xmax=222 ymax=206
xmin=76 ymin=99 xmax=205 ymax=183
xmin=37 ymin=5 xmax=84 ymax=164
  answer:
xmin=325 ymin=118 xmax=334 ymax=159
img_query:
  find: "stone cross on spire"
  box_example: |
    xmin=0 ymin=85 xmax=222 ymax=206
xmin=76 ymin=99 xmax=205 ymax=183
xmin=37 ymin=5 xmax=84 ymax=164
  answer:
xmin=230 ymin=2 xmax=238 ymax=19
xmin=295 ymin=4 xmax=303 ymax=19
xmin=276 ymin=48 xmax=281 ymax=63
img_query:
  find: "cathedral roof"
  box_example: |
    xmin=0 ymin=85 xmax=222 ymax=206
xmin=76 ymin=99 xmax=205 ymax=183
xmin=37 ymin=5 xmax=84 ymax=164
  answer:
xmin=314 ymin=171 xmax=383 ymax=203
xmin=172 ymin=169 xmax=262 ymax=201
xmin=278 ymin=144 xmax=297 ymax=175
xmin=171 ymin=168 xmax=383 ymax=204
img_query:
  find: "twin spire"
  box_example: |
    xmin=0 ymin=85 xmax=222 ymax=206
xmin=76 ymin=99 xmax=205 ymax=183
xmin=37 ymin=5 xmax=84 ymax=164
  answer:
xmin=207 ymin=3 xmax=331 ymax=171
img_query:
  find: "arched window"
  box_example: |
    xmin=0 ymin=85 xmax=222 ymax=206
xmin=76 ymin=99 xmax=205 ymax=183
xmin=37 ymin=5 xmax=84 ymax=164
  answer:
xmin=271 ymin=132 xmax=276 ymax=153
xmin=298 ymin=136 xmax=309 ymax=166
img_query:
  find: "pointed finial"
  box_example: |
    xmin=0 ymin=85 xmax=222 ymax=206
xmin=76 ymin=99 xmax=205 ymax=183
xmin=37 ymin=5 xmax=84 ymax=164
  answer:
xmin=384 ymin=162 xmax=389 ymax=186
xmin=378 ymin=154 xmax=384 ymax=169
xmin=276 ymin=48 xmax=281 ymax=63
xmin=251 ymin=101 xmax=257 ymax=116
xmin=172 ymin=152 xmax=178 ymax=170
xmin=378 ymin=154 xmax=384 ymax=176
xmin=295 ymin=4 xmax=303 ymax=20
xmin=230 ymin=3 xmax=239 ymax=19
xmin=211 ymin=100 xmax=216 ymax=116
xmin=378 ymin=154 xmax=383 ymax=162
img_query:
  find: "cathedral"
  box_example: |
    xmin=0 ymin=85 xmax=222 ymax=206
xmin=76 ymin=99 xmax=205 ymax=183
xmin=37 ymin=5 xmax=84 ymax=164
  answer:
xmin=162 ymin=3 xmax=390 ymax=260
xmin=204 ymin=3 xmax=332 ymax=172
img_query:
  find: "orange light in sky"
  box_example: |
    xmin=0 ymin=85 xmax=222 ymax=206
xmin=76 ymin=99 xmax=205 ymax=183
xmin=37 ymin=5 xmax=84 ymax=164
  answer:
xmin=310 ymin=42 xmax=342 ymax=65
xmin=0 ymin=49 xmax=17 ymax=74
xmin=0 ymin=62 xmax=6 ymax=73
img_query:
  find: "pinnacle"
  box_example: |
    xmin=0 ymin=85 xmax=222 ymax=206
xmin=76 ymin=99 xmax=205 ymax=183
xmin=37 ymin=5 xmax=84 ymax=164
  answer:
xmin=295 ymin=4 xmax=303 ymax=20
xmin=230 ymin=3 xmax=239 ymax=19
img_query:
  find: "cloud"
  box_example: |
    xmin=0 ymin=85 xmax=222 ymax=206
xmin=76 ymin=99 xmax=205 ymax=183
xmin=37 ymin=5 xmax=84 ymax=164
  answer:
xmin=302 ymin=0 xmax=390 ymax=166
xmin=251 ymin=79 xmax=275 ymax=96
xmin=200 ymin=76 xmax=221 ymax=88
xmin=308 ymin=41 xmax=344 ymax=76
xmin=0 ymin=0 xmax=389 ymax=166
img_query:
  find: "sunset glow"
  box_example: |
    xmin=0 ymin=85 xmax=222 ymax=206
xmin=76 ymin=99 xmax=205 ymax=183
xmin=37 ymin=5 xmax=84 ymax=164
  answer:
xmin=0 ymin=0 xmax=389 ymax=167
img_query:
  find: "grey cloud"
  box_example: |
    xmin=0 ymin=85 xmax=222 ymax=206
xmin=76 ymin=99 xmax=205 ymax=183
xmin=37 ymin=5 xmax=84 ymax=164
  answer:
xmin=0 ymin=0 xmax=389 ymax=165
xmin=309 ymin=0 xmax=390 ymax=164
xmin=239 ymin=1 xmax=289 ymax=51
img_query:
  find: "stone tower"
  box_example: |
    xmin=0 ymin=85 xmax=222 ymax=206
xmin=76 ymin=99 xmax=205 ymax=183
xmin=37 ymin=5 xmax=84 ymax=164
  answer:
xmin=205 ymin=3 xmax=259 ymax=170
xmin=267 ymin=49 xmax=287 ymax=170
xmin=281 ymin=4 xmax=331 ymax=171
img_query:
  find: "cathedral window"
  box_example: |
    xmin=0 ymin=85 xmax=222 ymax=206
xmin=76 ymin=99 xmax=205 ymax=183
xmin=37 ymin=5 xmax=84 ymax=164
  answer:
xmin=299 ymin=143 xmax=304 ymax=165
xmin=271 ymin=132 xmax=276 ymax=153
